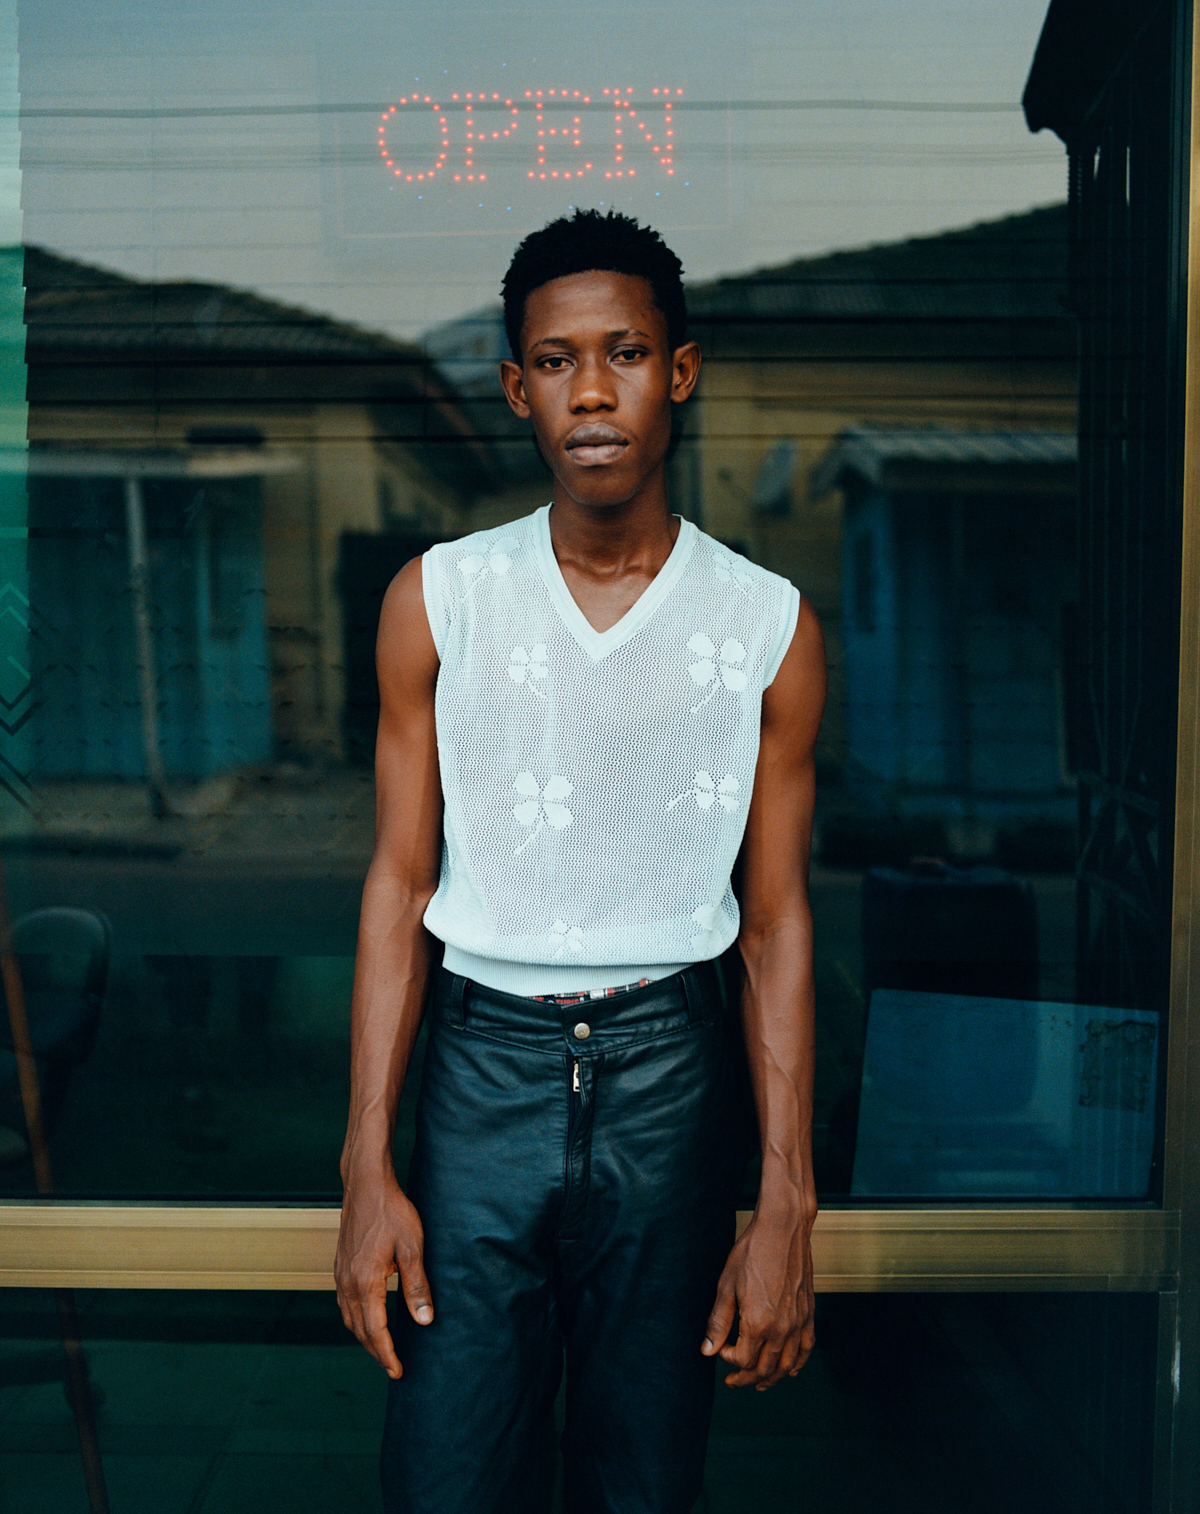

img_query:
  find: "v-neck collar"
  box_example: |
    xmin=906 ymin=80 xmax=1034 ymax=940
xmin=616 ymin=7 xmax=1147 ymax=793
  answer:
xmin=533 ymin=503 xmax=696 ymax=662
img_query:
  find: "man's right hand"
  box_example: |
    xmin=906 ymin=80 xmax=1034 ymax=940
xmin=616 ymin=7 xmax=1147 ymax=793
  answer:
xmin=335 ymin=1170 xmax=434 ymax=1379
xmin=337 ymin=557 xmax=442 ymax=1379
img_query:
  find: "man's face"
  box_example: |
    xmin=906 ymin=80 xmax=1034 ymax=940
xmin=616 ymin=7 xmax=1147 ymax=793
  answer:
xmin=499 ymin=269 xmax=700 ymax=510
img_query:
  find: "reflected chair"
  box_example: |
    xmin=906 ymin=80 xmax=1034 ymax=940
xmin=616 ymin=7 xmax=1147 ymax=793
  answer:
xmin=0 ymin=907 xmax=112 ymax=1153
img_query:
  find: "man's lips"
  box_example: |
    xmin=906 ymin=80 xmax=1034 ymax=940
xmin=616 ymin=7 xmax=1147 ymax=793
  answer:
xmin=565 ymin=424 xmax=629 ymax=467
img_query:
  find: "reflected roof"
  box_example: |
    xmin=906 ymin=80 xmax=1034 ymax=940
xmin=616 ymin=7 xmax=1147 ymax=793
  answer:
xmin=20 ymin=246 xmax=433 ymax=365
xmin=687 ymin=203 xmax=1070 ymax=324
xmin=18 ymin=246 xmax=499 ymax=493
xmin=811 ymin=425 xmax=1078 ymax=497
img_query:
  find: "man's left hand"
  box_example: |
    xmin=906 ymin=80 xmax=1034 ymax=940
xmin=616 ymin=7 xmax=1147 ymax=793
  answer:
xmin=701 ymin=1204 xmax=816 ymax=1389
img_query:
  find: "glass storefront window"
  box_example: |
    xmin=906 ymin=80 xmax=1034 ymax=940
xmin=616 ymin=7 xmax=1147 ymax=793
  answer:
xmin=0 ymin=0 xmax=1179 ymax=1214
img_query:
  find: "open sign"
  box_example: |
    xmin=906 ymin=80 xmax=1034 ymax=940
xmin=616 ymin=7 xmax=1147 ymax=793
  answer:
xmin=377 ymin=87 xmax=681 ymax=189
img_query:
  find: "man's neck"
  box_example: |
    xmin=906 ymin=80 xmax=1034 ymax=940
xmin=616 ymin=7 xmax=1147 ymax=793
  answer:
xmin=546 ymin=486 xmax=681 ymax=633
xmin=548 ymin=487 xmax=678 ymax=573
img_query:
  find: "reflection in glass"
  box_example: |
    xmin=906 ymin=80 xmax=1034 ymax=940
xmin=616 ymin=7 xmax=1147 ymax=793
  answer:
xmin=853 ymin=989 xmax=1158 ymax=1197
xmin=0 ymin=2 xmax=1174 ymax=1205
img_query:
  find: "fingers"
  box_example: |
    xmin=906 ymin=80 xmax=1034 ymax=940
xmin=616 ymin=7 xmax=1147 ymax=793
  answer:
xmin=720 ymin=1328 xmax=782 ymax=1389
xmin=701 ymin=1269 xmax=738 ymax=1357
xmin=789 ymin=1324 xmax=816 ymax=1376
xmin=335 ymin=1242 xmax=434 ymax=1382
xmin=788 ymin=1292 xmax=817 ymax=1377
xmin=775 ymin=1317 xmax=811 ymax=1382
xmin=775 ymin=1291 xmax=816 ymax=1382
xmin=335 ymin=1186 xmax=433 ymax=1379
xmin=360 ymin=1287 xmax=404 ymax=1379
xmin=719 ymin=1296 xmax=816 ymax=1390
xmin=786 ymin=1266 xmax=817 ymax=1377
xmin=336 ymin=1274 xmax=404 ymax=1379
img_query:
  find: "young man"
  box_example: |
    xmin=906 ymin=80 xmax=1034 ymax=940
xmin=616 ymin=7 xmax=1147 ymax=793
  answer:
xmin=336 ymin=209 xmax=825 ymax=1514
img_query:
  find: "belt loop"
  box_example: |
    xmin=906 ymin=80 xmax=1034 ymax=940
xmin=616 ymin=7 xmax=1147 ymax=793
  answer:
xmin=682 ymin=964 xmax=706 ymax=1025
xmin=686 ymin=957 xmax=724 ymax=1024
xmin=444 ymin=973 xmax=468 ymax=1028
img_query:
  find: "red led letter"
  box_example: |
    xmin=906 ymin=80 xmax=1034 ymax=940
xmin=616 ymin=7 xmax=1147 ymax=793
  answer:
xmin=378 ymin=96 xmax=450 ymax=184
xmin=525 ymin=88 xmax=591 ymax=182
xmin=454 ymin=92 xmax=519 ymax=183
xmin=608 ymin=87 xmax=680 ymax=179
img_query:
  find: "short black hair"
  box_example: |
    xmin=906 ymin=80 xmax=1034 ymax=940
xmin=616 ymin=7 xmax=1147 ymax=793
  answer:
xmin=501 ymin=208 xmax=686 ymax=361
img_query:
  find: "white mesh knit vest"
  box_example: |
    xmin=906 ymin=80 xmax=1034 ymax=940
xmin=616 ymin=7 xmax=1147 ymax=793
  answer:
xmin=421 ymin=504 xmax=801 ymax=996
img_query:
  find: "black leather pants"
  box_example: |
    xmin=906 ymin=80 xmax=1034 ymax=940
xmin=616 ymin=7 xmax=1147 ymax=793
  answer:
xmin=380 ymin=962 xmax=743 ymax=1514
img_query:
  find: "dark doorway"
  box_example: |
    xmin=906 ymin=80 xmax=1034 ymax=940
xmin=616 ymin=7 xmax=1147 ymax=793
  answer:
xmin=336 ymin=532 xmax=444 ymax=766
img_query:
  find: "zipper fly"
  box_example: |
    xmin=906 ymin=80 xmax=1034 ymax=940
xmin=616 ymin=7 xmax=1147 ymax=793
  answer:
xmin=572 ymin=1059 xmax=580 ymax=1094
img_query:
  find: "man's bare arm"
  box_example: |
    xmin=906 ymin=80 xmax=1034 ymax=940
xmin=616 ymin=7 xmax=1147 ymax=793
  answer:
xmin=702 ymin=597 xmax=826 ymax=1389
xmin=335 ymin=557 xmax=443 ymax=1379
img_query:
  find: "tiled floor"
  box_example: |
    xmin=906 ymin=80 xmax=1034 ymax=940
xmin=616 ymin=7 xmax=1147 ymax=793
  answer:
xmin=0 ymin=1290 xmax=1077 ymax=1514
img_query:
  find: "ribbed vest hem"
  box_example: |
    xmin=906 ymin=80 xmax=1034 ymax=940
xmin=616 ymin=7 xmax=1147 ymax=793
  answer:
xmin=440 ymin=943 xmax=691 ymax=999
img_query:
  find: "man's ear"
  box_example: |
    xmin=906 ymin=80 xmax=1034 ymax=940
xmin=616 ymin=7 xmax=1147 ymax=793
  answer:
xmin=670 ymin=341 xmax=701 ymax=405
xmin=499 ymin=359 xmax=531 ymax=419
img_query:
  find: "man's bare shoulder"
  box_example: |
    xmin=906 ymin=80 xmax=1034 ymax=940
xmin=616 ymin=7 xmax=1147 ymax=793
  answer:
xmin=762 ymin=597 xmax=826 ymax=745
xmin=376 ymin=556 xmax=439 ymax=698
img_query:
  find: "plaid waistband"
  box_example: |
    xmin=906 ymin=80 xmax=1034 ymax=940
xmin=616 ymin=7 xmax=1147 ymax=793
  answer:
xmin=529 ymin=977 xmax=652 ymax=1007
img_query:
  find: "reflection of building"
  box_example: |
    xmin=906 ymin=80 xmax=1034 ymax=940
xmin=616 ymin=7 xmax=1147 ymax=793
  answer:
xmin=21 ymin=248 xmax=494 ymax=774
xmin=19 ymin=447 xmax=286 ymax=785
xmin=812 ymin=427 xmax=1076 ymax=834
xmin=684 ymin=203 xmax=1077 ymax=784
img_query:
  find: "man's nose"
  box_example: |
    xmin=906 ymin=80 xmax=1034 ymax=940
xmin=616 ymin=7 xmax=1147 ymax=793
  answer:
xmin=569 ymin=355 xmax=616 ymax=411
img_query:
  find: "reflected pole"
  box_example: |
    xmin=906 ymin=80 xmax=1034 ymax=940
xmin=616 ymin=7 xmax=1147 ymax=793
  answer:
xmin=0 ymin=856 xmax=110 ymax=1513
xmin=124 ymin=473 xmax=169 ymax=817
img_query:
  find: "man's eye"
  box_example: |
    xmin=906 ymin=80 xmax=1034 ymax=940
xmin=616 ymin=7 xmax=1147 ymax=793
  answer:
xmin=614 ymin=347 xmax=644 ymax=363
xmin=540 ymin=355 xmax=570 ymax=369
